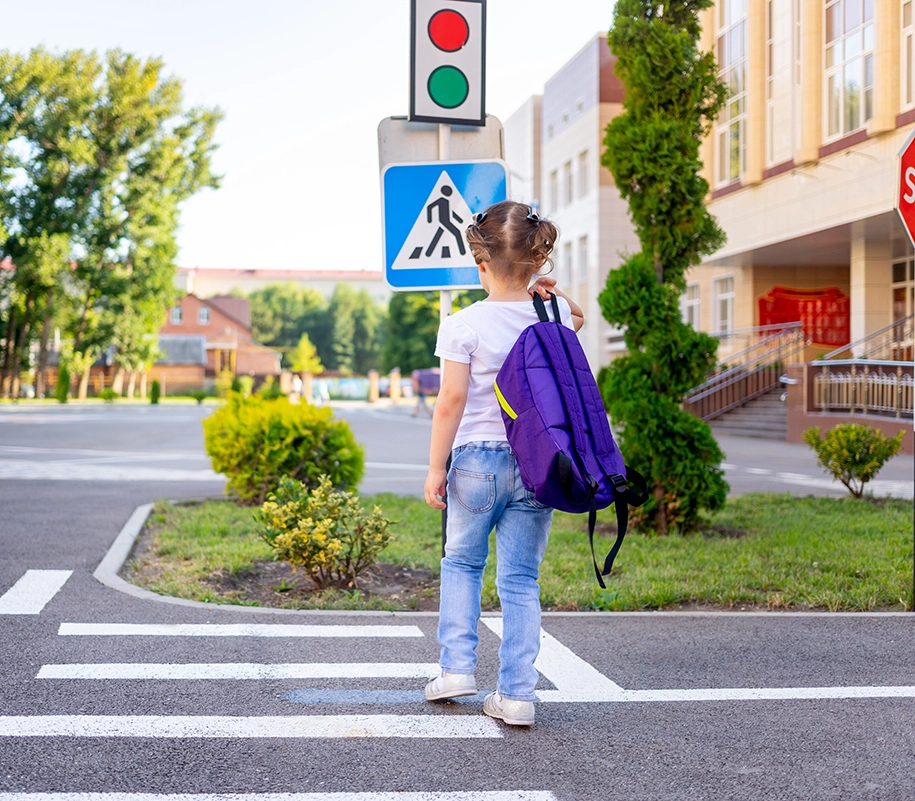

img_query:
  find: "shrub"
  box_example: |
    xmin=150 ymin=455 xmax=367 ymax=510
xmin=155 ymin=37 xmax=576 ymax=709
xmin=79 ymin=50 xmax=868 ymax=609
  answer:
xmin=150 ymin=380 xmax=161 ymax=405
xmin=216 ymin=370 xmax=235 ymax=399
xmin=202 ymin=393 xmax=365 ymax=505
xmin=190 ymin=390 xmax=208 ymax=405
xmin=258 ymin=475 xmax=392 ymax=589
xmin=803 ymin=423 xmax=905 ymax=498
xmin=99 ymin=388 xmax=118 ymax=402
xmin=55 ymin=365 xmax=70 ymax=404
xmin=255 ymin=375 xmax=283 ymax=400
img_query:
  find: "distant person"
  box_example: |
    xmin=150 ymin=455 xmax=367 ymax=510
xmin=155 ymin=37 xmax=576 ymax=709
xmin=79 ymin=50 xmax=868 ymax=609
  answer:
xmin=410 ymin=368 xmax=439 ymax=418
xmin=290 ymin=373 xmax=303 ymax=404
xmin=422 ymin=201 xmax=584 ymax=727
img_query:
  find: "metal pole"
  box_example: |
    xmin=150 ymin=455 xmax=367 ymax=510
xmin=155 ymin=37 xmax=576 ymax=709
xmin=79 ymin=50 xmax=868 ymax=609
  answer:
xmin=438 ymin=123 xmax=452 ymax=559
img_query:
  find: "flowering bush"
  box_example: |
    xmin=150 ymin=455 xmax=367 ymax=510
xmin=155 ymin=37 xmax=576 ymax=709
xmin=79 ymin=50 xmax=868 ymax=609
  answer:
xmin=258 ymin=475 xmax=392 ymax=589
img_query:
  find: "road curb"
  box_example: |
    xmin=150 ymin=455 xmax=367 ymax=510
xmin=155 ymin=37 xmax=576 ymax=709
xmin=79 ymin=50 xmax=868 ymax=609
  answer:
xmin=96 ymin=503 xmax=914 ymax=618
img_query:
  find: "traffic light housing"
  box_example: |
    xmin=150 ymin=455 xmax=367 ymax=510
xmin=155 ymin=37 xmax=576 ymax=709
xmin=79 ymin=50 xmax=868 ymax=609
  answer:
xmin=410 ymin=0 xmax=485 ymax=127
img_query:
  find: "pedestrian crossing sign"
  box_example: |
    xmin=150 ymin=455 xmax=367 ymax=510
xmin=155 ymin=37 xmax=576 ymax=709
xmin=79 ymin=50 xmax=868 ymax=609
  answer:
xmin=381 ymin=159 xmax=508 ymax=290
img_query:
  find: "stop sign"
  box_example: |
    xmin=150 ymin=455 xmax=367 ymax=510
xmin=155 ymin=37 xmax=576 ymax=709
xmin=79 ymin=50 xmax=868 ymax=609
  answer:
xmin=898 ymin=129 xmax=915 ymax=247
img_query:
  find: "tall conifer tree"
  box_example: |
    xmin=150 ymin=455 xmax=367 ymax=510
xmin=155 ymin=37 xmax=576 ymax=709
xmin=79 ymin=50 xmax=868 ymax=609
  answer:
xmin=600 ymin=0 xmax=730 ymax=533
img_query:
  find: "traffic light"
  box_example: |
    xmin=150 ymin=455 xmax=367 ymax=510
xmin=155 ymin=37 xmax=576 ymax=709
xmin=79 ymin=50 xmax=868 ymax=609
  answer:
xmin=410 ymin=0 xmax=485 ymax=127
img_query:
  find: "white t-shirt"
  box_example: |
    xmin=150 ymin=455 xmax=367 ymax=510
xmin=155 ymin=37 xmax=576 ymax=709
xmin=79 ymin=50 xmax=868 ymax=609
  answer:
xmin=435 ymin=297 xmax=574 ymax=449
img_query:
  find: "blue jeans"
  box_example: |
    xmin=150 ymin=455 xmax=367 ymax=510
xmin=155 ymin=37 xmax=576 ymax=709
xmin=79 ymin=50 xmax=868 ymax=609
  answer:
xmin=438 ymin=441 xmax=553 ymax=701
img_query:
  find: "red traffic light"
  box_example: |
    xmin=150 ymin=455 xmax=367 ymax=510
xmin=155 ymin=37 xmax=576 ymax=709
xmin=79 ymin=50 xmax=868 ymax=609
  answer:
xmin=428 ymin=10 xmax=469 ymax=52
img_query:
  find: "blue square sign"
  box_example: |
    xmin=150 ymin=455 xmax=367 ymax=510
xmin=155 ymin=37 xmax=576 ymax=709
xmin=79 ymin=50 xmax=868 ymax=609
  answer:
xmin=381 ymin=159 xmax=508 ymax=290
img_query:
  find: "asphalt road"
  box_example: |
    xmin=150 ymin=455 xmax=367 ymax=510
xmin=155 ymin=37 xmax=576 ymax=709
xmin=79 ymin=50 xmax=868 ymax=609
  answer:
xmin=0 ymin=401 xmax=913 ymax=801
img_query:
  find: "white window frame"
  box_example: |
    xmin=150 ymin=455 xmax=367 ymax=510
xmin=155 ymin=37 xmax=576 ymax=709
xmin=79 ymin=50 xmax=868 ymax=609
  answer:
xmin=563 ymin=161 xmax=573 ymax=206
xmin=198 ymin=306 xmax=211 ymax=325
xmin=578 ymin=151 xmax=589 ymax=198
xmin=681 ymin=282 xmax=701 ymax=328
xmin=562 ymin=242 xmax=573 ymax=287
xmin=713 ymin=275 xmax=735 ymax=334
xmin=171 ymin=307 xmax=182 ymax=324
xmin=904 ymin=0 xmax=914 ymax=111
xmin=716 ymin=0 xmax=748 ymax=186
xmin=824 ymin=0 xmax=875 ymax=140
xmin=549 ymin=170 xmax=558 ymax=214
xmin=576 ymin=236 xmax=588 ymax=285
xmin=892 ymin=253 xmax=914 ymax=320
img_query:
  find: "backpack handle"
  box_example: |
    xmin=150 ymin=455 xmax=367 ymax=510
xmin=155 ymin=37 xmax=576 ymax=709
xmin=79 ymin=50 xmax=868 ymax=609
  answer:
xmin=532 ymin=291 xmax=562 ymax=324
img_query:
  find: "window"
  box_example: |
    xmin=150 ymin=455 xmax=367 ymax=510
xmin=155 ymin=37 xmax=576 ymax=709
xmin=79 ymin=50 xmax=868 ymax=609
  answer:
xmin=578 ymin=151 xmax=589 ymax=198
xmin=716 ymin=0 xmax=747 ymax=184
xmin=171 ymin=306 xmax=182 ymax=324
xmin=549 ymin=170 xmax=558 ymax=213
xmin=681 ymin=283 xmax=701 ymax=328
xmin=766 ymin=0 xmax=775 ymax=163
xmin=562 ymin=242 xmax=573 ymax=286
xmin=713 ymin=276 xmax=735 ymax=333
xmin=904 ymin=0 xmax=914 ymax=109
xmin=892 ymin=240 xmax=915 ymax=321
xmin=198 ymin=306 xmax=211 ymax=325
xmin=576 ymin=236 xmax=588 ymax=285
xmin=825 ymin=0 xmax=875 ymax=138
xmin=563 ymin=161 xmax=573 ymax=205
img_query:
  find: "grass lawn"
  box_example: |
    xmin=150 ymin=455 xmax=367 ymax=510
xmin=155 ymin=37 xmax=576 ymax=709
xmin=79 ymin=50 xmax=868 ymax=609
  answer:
xmin=128 ymin=492 xmax=914 ymax=612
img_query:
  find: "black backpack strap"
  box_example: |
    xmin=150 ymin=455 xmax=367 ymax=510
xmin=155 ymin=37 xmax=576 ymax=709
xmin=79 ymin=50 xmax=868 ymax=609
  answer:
xmin=591 ymin=466 xmax=650 ymax=588
xmin=532 ymin=291 xmax=562 ymax=323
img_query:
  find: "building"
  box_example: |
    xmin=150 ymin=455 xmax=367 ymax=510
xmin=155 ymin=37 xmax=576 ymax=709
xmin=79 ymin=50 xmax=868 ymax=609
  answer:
xmin=691 ymin=0 xmax=913 ymax=347
xmin=150 ymin=294 xmax=281 ymax=391
xmin=175 ymin=267 xmax=391 ymax=306
xmin=504 ymin=35 xmax=640 ymax=370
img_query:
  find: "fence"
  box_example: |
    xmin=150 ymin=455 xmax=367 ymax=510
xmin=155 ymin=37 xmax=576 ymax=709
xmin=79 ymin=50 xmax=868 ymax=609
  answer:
xmin=813 ymin=363 xmax=914 ymax=419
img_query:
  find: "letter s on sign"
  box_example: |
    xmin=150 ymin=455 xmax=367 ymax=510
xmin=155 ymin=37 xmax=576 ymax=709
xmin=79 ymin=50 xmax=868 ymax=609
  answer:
xmin=905 ymin=166 xmax=915 ymax=205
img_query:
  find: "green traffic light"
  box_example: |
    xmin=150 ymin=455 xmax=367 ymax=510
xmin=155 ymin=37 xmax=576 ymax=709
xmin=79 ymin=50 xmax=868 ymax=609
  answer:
xmin=428 ymin=66 xmax=469 ymax=109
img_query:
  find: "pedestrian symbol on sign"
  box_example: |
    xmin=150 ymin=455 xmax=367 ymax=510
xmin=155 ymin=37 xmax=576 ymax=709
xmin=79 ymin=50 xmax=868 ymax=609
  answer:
xmin=393 ymin=171 xmax=474 ymax=270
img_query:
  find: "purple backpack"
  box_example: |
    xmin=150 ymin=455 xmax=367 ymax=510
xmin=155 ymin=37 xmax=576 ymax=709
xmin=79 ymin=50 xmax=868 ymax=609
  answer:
xmin=494 ymin=292 xmax=648 ymax=587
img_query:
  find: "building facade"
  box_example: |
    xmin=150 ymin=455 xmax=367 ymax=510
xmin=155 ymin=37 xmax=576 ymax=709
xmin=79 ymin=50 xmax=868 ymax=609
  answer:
xmin=692 ymin=0 xmax=914 ymax=350
xmin=504 ymin=35 xmax=640 ymax=369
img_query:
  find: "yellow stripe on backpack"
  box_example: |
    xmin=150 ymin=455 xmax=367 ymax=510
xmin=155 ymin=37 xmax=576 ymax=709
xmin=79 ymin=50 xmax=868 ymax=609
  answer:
xmin=493 ymin=380 xmax=518 ymax=420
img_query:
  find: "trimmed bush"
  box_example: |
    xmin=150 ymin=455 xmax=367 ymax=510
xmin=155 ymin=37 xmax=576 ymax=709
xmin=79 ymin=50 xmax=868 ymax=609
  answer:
xmin=803 ymin=423 xmax=905 ymax=498
xmin=190 ymin=390 xmax=208 ymax=405
xmin=203 ymin=393 xmax=365 ymax=505
xmin=99 ymin=388 xmax=118 ymax=402
xmin=258 ymin=475 xmax=392 ymax=589
xmin=150 ymin=379 xmax=161 ymax=404
xmin=55 ymin=365 xmax=70 ymax=404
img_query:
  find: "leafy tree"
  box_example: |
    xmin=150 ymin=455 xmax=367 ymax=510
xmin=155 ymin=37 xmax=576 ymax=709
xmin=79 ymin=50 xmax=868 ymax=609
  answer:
xmin=249 ymin=283 xmax=329 ymax=364
xmin=0 ymin=47 xmax=221 ymax=398
xmin=352 ymin=288 xmax=385 ymax=374
xmin=290 ymin=332 xmax=324 ymax=374
xmin=598 ymin=0 xmax=730 ymax=533
xmin=803 ymin=424 xmax=905 ymax=498
xmin=326 ymin=283 xmax=357 ymax=374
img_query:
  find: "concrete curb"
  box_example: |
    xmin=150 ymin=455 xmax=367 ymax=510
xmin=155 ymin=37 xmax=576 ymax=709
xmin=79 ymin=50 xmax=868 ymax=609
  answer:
xmin=95 ymin=503 xmax=914 ymax=618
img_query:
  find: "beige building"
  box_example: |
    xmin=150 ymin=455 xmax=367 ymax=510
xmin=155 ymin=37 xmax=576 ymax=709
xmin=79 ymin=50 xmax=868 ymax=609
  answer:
xmin=691 ymin=0 xmax=915 ymax=348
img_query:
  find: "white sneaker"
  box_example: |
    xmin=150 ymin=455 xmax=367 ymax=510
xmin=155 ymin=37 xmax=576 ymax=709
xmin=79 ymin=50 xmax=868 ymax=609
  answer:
xmin=483 ymin=690 xmax=535 ymax=726
xmin=425 ymin=671 xmax=477 ymax=701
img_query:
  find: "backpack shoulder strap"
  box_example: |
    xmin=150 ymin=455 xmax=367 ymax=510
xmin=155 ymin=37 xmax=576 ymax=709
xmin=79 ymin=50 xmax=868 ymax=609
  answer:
xmin=531 ymin=291 xmax=562 ymax=324
xmin=590 ymin=465 xmax=649 ymax=588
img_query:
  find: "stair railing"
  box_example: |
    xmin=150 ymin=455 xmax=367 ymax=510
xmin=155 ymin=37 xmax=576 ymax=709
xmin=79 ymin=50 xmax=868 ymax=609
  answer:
xmin=684 ymin=322 xmax=808 ymax=421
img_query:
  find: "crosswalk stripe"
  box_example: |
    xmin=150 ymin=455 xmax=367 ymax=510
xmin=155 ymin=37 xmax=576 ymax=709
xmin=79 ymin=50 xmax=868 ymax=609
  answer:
xmin=0 ymin=794 xmax=559 ymax=800
xmin=37 ymin=663 xmax=440 ymax=680
xmin=0 ymin=715 xmax=501 ymax=739
xmin=604 ymin=686 xmax=915 ymax=702
xmin=0 ymin=570 xmax=72 ymax=615
xmin=57 ymin=623 xmax=424 ymax=638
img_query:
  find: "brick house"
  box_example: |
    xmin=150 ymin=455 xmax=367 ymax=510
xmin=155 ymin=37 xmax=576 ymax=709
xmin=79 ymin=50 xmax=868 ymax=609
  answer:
xmin=151 ymin=294 xmax=280 ymax=390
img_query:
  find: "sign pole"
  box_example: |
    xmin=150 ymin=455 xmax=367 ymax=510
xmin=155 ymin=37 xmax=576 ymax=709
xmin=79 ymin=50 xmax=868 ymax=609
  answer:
xmin=439 ymin=122 xmax=452 ymax=558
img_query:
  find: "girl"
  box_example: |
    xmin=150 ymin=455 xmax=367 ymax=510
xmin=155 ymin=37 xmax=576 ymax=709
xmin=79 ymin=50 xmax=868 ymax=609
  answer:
xmin=423 ymin=200 xmax=584 ymax=727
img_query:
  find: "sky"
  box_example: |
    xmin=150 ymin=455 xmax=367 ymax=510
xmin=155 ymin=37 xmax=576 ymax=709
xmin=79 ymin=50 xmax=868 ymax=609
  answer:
xmin=5 ymin=0 xmax=617 ymax=272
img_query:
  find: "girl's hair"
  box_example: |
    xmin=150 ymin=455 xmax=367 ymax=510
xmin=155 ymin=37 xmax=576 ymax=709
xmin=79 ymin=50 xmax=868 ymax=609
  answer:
xmin=465 ymin=200 xmax=558 ymax=287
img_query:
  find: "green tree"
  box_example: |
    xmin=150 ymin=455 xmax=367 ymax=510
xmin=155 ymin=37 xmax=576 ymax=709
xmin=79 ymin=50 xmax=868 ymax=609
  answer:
xmin=326 ymin=283 xmax=357 ymax=374
xmin=248 ymin=283 xmax=329 ymax=363
xmin=598 ymin=0 xmax=730 ymax=533
xmin=0 ymin=48 xmax=221 ymax=398
xmin=352 ymin=288 xmax=386 ymax=374
xmin=290 ymin=332 xmax=324 ymax=374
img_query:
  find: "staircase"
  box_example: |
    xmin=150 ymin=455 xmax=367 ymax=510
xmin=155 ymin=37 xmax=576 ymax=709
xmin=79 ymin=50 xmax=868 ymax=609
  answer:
xmin=708 ymin=388 xmax=787 ymax=440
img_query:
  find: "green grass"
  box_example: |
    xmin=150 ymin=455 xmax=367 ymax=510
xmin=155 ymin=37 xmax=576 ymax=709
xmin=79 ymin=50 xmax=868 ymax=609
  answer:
xmin=131 ymin=493 xmax=914 ymax=612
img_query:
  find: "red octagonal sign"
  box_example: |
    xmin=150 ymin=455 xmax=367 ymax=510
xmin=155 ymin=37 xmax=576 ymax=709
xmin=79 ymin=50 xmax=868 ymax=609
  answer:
xmin=898 ymin=129 xmax=915 ymax=247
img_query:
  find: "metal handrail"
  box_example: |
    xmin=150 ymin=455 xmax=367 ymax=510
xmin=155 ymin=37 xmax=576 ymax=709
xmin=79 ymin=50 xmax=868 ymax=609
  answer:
xmin=817 ymin=314 xmax=914 ymax=363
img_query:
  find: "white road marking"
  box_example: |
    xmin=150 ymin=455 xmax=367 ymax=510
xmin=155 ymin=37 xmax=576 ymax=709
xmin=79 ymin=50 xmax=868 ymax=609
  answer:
xmin=37 ymin=663 xmax=440 ymax=680
xmin=0 ymin=794 xmax=558 ymax=801
xmin=595 ymin=686 xmax=915 ymax=703
xmin=776 ymin=471 xmax=814 ymax=481
xmin=365 ymin=461 xmax=429 ymax=472
xmin=481 ymin=618 xmax=624 ymax=701
xmin=0 ymin=715 xmax=501 ymax=739
xmin=745 ymin=467 xmax=772 ymax=475
xmin=57 ymin=623 xmax=424 ymax=638
xmin=0 ymin=462 xmax=222 ymax=482
xmin=0 ymin=570 xmax=72 ymax=615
